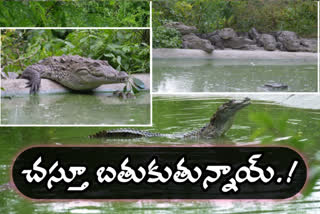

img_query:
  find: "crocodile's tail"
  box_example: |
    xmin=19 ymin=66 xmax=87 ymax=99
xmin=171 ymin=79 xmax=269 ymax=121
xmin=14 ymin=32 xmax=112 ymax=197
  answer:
xmin=89 ymin=129 xmax=164 ymax=138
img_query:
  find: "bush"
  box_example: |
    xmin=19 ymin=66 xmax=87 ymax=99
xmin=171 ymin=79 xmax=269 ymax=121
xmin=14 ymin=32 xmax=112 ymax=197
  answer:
xmin=153 ymin=26 xmax=182 ymax=48
xmin=230 ymin=0 xmax=317 ymax=37
xmin=0 ymin=0 xmax=150 ymax=27
xmin=1 ymin=29 xmax=150 ymax=74
xmin=153 ymin=0 xmax=317 ymax=37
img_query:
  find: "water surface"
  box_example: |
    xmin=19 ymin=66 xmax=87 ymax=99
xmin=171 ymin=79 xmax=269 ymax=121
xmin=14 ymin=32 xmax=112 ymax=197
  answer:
xmin=153 ymin=59 xmax=317 ymax=92
xmin=1 ymin=92 xmax=150 ymax=125
xmin=0 ymin=96 xmax=319 ymax=213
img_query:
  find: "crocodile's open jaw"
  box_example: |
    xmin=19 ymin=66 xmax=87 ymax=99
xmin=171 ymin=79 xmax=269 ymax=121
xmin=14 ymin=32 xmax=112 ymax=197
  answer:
xmin=100 ymin=70 xmax=128 ymax=83
xmin=224 ymin=97 xmax=251 ymax=112
xmin=87 ymin=69 xmax=128 ymax=84
xmin=213 ymin=97 xmax=251 ymax=122
xmin=198 ymin=98 xmax=251 ymax=138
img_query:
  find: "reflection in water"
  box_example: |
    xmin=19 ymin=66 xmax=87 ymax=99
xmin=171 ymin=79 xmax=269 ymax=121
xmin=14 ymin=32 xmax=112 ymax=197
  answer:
xmin=153 ymin=59 xmax=317 ymax=92
xmin=0 ymin=96 xmax=319 ymax=213
xmin=1 ymin=92 xmax=150 ymax=125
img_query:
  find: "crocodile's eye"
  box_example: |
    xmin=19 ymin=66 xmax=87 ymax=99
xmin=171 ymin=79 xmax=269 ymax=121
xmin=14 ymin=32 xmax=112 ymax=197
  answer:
xmin=102 ymin=60 xmax=109 ymax=66
xmin=93 ymin=62 xmax=100 ymax=67
xmin=76 ymin=68 xmax=89 ymax=76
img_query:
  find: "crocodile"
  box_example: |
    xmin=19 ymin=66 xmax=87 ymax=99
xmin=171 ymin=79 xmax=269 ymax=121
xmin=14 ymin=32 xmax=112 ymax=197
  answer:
xmin=90 ymin=98 xmax=251 ymax=139
xmin=20 ymin=55 xmax=129 ymax=94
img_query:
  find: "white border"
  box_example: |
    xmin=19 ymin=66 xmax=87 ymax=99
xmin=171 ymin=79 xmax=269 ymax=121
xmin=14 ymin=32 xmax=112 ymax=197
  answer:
xmin=0 ymin=1 xmax=152 ymax=127
xmin=318 ymin=1 xmax=320 ymax=93
xmin=1 ymin=27 xmax=150 ymax=30
xmin=150 ymin=1 xmax=153 ymax=126
xmin=152 ymin=92 xmax=320 ymax=96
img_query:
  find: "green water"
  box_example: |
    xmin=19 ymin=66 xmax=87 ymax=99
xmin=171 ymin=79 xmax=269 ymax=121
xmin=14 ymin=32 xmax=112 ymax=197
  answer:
xmin=153 ymin=59 xmax=318 ymax=92
xmin=1 ymin=92 xmax=150 ymax=125
xmin=0 ymin=96 xmax=320 ymax=213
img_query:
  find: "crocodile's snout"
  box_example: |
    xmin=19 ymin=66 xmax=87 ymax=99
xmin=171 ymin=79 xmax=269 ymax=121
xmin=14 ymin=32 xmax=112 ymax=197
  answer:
xmin=229 ymin=97 xmax=251 ymax=111
xmin=118 ymin=71 xmax=129 ymax=83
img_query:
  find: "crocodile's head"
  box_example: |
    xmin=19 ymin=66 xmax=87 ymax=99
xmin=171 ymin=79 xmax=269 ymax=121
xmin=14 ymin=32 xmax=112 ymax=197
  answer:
xmin=68 ymin=60 xmax=128 ymax=90
xmin=199 ymin=98 xmax=251 ymax=138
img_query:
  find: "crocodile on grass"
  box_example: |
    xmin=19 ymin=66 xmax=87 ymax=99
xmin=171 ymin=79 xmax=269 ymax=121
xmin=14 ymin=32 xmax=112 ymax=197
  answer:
xmin=90 ymin=98 xmax=251 ymax=139
xmin=20 ymin=55 xmax=129 ymax=94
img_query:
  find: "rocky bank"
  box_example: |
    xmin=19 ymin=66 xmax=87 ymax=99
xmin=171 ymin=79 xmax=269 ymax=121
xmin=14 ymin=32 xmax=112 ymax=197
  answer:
xmin=164 ymin=22 xmax=317 ymax=53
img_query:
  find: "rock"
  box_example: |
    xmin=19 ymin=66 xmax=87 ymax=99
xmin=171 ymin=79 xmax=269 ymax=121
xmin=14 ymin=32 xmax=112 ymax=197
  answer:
xmin=214 ymin=28 xmax=255 ymax=50
xmin=300 ymin=38 xmax=317 ymax=52
xmin=1 ymin=71 xmax=19 ymax=80
xmin=207 ymin=34 xmax=224 ymax=49
xmin=237 ymin=32 xmax=250 ymax=39
xmin=248 ymin=28 xmax=260 ymax=41
xmin=195 ymin=33 xmax=204 ymax=38
xmin=199 ymin=33 xmax=210 ymax=40
xmin=182 ymin=33 xmax=215 ymax=53
xmin=1 ymin=73 xmax=150 ymax=96
xmin=218 ymin=28 xmax=237 ymax=40
xmin=276 ymin=31 xmax=317 ymax=52
xmin=276 ymin=31 xmax=301 ymax=52
xmin=276 ymin=42 xmax=285 ymax=51
xmin=164 ymin=22 xmax=197 ymax=35
xmin=200 ymin=31 xmax=224 ymax=49
xmin=200 ymin=30 xmax=218 ymax=39
xmin=223 ymin=37 xmax=256 ymax=49
xmin=257 ymin=34 xmax=277 ymax=51
xmin=241 ymin=44 xmax=265 ymax=51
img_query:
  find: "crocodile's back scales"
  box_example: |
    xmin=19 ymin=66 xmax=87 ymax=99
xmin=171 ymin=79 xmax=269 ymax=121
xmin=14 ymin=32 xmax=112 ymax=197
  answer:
xmin=21 ymin=55 xmax=128 ymax=94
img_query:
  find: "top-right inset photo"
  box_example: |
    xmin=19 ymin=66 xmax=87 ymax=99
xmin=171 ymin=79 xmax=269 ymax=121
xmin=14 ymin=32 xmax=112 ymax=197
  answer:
xmin=152 ymin=0 xmax=318 ymax=93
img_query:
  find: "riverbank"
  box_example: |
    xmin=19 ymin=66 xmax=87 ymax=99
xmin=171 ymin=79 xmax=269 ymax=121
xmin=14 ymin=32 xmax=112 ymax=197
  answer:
xmin=153 ymin=48 xmax=318 ymax=60
xmin=1 ymin=73 xmax=150 ymax=96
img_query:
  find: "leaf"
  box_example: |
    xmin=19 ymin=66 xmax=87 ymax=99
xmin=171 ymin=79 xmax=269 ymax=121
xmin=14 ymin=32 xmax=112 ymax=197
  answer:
xmin=131 ymin=84 xmax=140 ymax=94
xmin=116 ymin=55 xmax=122 ymax=65
xmin=104 ymin=53 xmax=115 ymax=58
xmin=123 ymin=85 xmax=127 ymax=93
xmin=132 ymin=77 xmax=145 ymax=89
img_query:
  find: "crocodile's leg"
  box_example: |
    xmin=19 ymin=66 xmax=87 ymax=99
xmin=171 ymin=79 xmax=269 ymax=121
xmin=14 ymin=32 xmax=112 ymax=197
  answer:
xmin=113 ymin=91 xmax=136 ymax=99
xmin=21 ymin=67 xmax=41 ymax=94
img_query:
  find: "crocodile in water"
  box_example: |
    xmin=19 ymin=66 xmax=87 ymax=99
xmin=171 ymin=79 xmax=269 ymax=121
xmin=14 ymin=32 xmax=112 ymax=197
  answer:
xmin=90 ymin=98 xmax=251 ymax=139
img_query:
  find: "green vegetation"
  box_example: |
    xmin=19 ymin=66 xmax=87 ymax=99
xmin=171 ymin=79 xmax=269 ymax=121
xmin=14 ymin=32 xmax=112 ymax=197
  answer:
xmin=153 ymin=26 xmax=182 ymax=48
xmin=153 ymin=0 xmax=317 ymax=45
xmin=0 ymin=0 xmax=149 ymax=27
xmin=1 ymin=29 xmax=150 ymax=74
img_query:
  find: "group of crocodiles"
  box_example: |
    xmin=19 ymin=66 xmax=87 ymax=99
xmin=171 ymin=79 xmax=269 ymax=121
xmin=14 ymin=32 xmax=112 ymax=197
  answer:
xmin=0 ymin=98 xmax=250 ymax=191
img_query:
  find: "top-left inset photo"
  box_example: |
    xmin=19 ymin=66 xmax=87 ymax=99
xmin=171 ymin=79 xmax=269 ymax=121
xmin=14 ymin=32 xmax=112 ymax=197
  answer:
xmin=0 ymin=0 xmax=150 ymax=27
